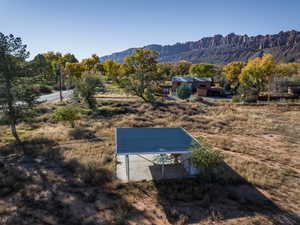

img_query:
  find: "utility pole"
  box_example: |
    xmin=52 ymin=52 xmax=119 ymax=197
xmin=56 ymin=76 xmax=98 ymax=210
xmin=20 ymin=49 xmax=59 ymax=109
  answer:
xmin=59 ymin=64 xmax=63 ymax=102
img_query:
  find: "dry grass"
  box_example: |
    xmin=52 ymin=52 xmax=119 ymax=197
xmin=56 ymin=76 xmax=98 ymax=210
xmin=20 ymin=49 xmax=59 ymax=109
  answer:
xmin=0 ymin=100 xmax=300 ymax=224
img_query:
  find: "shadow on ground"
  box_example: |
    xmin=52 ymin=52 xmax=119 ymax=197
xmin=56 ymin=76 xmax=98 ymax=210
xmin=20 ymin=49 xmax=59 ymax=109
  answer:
xmin=0 ymin=138 xmax=142 ymax=225
xmin=68 ymin=128 xmax=102 ymax=141
xmin=91 ymin=102 xmax=138 ymax=119
xmin=2 ymin=138 xmax=299 ymax=225
xmin=149 ymin=164 xmax=189 ymax=180
xmin=150 ymin=163 xmax=300 ymax=224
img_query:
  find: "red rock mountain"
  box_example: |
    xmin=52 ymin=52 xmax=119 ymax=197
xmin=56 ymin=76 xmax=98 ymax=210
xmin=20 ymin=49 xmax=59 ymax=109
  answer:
xmin=100 ymin=30 xmax=300 ymax=64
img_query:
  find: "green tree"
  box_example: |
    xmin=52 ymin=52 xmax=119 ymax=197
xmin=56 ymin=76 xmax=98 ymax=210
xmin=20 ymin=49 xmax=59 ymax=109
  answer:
xmin=29 ymin=54 xmax=53 ymax=82
xmin=16 ymin=79 xmax=41 ymax=108
xmin=74 ymin=72 xmax=104 ymax=110
xmin=53 ymin=105 xmax=81 ymax=128
xmin=0 ymin=33 xmax=36 ymax=144
xmin=189 ymin=63 xmax=216 ymax=78
xmin=176 ymin=83 xmax=191 ymax=99
xmin=119 ymin=48 xmax=162 ymax=104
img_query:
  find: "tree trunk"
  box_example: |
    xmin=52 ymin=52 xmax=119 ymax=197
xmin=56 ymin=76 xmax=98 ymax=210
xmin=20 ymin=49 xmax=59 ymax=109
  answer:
xmin=140 ymin=95 xmax=148 ymax=103
xmin=10 ymin=121 xmax=21 ymax=144
xmin=5 ymin=79 xmax=22 ymax=145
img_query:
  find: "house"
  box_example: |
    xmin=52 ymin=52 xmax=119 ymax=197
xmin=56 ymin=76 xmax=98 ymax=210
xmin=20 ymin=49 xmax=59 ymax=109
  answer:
xmin=171 ymin=76 xmax=212 ymax=96
xmin=259 ymin=78 xmax=300 ymax=100
xmin=198 ymin=87 xmax=225 ymax=97
xmin=287 ymin=81 xmax=300 ymax=97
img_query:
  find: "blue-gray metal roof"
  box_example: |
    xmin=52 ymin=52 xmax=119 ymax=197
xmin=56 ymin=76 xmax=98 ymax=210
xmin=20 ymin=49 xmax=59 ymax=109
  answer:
xmin=116 ymin=128 xmax=195 ymax=155
xmin=172 ymin=76 xmax=212 ymax=82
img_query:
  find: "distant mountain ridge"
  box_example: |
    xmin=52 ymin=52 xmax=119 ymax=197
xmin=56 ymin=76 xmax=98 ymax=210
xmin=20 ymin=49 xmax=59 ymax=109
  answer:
xmin=100 ymin=30 xmax=300 ymax=64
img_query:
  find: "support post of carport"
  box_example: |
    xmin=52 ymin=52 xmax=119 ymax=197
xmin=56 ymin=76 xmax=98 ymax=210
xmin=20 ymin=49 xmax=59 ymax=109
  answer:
xmin=125 ymin=154 xmax=130 ymax=181
xmin=161 ymin=154 xmax=165 ymax=178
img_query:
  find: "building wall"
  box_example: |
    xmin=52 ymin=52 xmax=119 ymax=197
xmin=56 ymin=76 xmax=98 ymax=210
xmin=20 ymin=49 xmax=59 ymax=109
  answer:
xmin=197 ymin=88 xmax=208 ymax=96
xmin=193 ymin=81 xmax=211 ymax=90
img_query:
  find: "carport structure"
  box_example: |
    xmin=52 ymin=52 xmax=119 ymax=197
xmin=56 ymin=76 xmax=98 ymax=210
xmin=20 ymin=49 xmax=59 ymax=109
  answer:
xmin=115 ymin=128 xmax=198 ymax=181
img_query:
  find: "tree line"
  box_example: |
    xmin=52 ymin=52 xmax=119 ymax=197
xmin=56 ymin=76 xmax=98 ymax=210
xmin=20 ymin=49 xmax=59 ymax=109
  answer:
xmin=223 ymin=54 xmax=300 ymax=101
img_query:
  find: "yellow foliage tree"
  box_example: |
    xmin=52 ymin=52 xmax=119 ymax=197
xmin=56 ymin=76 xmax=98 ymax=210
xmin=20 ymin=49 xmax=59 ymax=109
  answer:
xmin=171 ymin=60 xmax=191 ymax=75
xmin=240 ymin=54 xmax=276 ymax=94
xmin=223 ymin=61 xmax=246 ymax=92
xmin=276 ymin=62 xmax=300 ymax=78
xmin=64 ymin=62 xmax=85 ymax=80
xmin=43 ymin=52 xmax=78 ymax=87
xmin=103 ymin=59 xmax=121 ymax=84
xmin=119 ymin=48 xmax=161 ymax=104
xmin=64 ymin=54 xmax=106 ymax=81
xmin=81 ymin=54 xmax=103 ymax=72
xmin=223 ymin=61 xmax=246 ymax=83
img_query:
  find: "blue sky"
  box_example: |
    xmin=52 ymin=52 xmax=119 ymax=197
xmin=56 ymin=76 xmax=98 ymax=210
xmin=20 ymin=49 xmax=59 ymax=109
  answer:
xmin=1 ymin=0 xmax=300 ymax=60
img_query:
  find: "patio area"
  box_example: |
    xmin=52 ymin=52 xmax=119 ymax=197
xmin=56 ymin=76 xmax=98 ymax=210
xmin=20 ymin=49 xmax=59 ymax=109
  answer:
xmin=116 ymin=154 xmax=189 ymax=181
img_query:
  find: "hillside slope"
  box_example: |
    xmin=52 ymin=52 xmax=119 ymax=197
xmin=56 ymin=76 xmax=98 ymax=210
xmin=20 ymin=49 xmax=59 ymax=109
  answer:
xmin=100 ymin=30 xmax=300 ymax=64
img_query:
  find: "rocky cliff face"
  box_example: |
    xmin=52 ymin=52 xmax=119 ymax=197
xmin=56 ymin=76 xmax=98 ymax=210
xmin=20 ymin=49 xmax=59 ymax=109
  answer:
xmin=100 ymin=30 xmax=300 ymax=64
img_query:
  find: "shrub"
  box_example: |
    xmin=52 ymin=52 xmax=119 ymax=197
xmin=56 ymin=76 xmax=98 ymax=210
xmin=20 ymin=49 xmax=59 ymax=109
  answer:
xmin=244 ymin=95 xmax=258 ymax=103
xmin=191 ymin=142 xmax=224 ymax=172
xmin=192 ymin=96 xmax=203 ymax=102
xmin=232 ymin=94 xmax=257 ymax=103
xmin=75 ymin=72 xmax=105 ymax=110
xmin=176 ymin=83 xmax=191 ymax=100
xmin=232 ymin=95 xmax=241 ymax=102
xmin=53 ymin=105 xmax=81 ymax=128
xmin=69 ymin=128 xmax=96 ymax=140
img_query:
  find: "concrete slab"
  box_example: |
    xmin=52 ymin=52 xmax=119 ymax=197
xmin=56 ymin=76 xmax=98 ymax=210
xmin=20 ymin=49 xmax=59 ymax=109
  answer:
xmin=116 ymin=154 xmax=189 ymax=182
